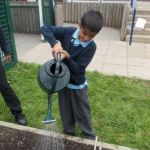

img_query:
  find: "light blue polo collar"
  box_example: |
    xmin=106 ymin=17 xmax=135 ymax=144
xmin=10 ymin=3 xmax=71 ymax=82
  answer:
xmin=72 ymin=29 xmax=91 ymax=48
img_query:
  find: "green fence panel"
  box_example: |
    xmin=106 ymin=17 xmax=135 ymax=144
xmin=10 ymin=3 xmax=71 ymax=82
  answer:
xmin=42 ymin=0 xmax=55 ymax=25
xmin=0 ymin=0 xmax=17 ymax=70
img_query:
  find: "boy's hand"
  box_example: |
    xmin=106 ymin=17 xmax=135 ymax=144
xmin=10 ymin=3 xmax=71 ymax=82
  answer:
xmin=59 ymin=50 xmax=70 ymax=60
xmin=5 ymin=54 xmax=11 ymax=63
xmin=52 ymin=43 xmax=63 ymax=57
xmin=52 ymin=43 xmax=70 ymax=60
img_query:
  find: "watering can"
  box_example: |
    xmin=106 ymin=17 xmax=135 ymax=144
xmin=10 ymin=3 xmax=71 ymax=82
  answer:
xmin=38 ymin=53 xmax=70 ymax=93
xmin=38 ymin=53 xmax=70 ymax=124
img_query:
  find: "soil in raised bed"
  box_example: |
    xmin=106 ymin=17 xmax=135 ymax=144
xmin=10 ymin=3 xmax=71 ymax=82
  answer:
xmin=0 ymin=126 xmax=102 ymax=150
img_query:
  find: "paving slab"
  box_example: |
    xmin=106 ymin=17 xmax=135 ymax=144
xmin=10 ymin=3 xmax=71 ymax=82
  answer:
xmin=15 ymin=33 xmax=41 ymax=58
xmin=102 ymin=63 xmax=128 ymax=77
xmin=19 ymin=43 xmax=52 ymax=64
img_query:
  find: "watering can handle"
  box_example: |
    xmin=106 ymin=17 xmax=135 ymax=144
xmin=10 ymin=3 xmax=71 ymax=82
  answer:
xmin=54 ymin=53 xmax=61 ymax=75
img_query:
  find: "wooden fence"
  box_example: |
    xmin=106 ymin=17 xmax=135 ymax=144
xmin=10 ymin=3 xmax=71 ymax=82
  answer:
xmin=64 ymin=2 xmax=125 ymax=28
xmin=10 ymin=1 xmax=126 ymax=33
xmin=10 ymin=2 xmax=40 ymax=33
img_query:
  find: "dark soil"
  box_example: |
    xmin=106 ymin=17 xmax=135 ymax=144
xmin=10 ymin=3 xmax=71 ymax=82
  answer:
xmin=0 ymin=126 xmax=102 ymax=150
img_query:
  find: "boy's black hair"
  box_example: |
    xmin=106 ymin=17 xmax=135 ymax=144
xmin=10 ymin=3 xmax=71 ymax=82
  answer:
xmin=81 ymin=10 xmax=103 ymax=33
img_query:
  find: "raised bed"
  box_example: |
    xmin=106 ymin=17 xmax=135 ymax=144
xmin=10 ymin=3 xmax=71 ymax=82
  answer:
xmin=0 ymin=121 xmax=136 ymax=150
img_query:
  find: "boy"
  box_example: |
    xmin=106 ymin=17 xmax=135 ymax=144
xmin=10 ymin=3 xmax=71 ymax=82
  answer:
xmin=0 ymin=26 xmax=27 ymax=125
xmin=41 ymin=10 xmax=103 ymax=139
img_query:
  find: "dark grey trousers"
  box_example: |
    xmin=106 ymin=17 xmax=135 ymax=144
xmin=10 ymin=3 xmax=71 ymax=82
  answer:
xmin=58 ymin=86 xmax=95 ymax=139
xmin=0 ymin=59 xmax=22 ymax=115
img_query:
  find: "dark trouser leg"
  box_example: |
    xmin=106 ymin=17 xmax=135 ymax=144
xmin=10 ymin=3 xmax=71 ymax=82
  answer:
xmin=58 ymin=87 xmax=75 ymax=136
xmin=70 ymin=87 xmax=95 ymax=139
xmin=59 ymin=87 xmax=95 ymax=139
xmin=0 ymin=60 xmax=22 ymax=115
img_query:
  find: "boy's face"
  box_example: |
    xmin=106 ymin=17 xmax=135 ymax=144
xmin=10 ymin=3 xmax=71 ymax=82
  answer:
xmin=78 ymin=24 xmax=97 ymax=42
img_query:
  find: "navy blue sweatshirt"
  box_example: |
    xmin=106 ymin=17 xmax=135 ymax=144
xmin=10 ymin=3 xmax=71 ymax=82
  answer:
xmin=0 ymin=27 xmax=10 ymax=55
xmin=40 ymin=25 xmax=96 ymax=85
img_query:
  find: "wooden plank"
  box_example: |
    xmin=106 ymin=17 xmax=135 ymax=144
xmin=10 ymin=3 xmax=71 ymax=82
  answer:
xmin=67 ymin=2 xmax=69 ymax=22
xmin=111 ymin=3 xmax=115 ymax=27
xmin=80 ymin=3 xmax=83 ymax=22
xmin=32 ymin=7 xmax=36 ymax=32
xmin=35 ymin=7 xmax=39 ymax=33
xmin=120 ymin=4 xmax=123 ymax=26
xmin=72 ymin=2 xmax=74 ymax=23
xmin=116 ymin=4 xmax=120 ymax=27
xmin=22 ymin=8 xmax=29 ymax=33
xmin=74 ymin=3 xmax=78 ymax=23
xmin=68 ymin=2 xmax=71 ymax=22
xmin=11 ymin=7 xmax=16 ymax=32
xmin=108 ymin=4 xmax=112 ymax=27
xmin=65 ymin=2 xmax=68 ymax=22
xmin=17 ymin=7 xmax=21 ymax=32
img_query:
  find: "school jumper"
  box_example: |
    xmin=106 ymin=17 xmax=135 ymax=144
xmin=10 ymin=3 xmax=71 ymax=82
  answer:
xmin=41 ymin=25 xmax=96 ymax=139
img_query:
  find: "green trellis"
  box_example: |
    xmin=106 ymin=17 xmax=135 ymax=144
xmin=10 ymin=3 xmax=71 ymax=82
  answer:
xmin=0 ymin=0 xmax=17 ymax=70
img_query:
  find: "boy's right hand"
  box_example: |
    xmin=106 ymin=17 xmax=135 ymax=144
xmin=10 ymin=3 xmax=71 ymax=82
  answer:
xmin=52 ymin=43 xmax=63 ymax=57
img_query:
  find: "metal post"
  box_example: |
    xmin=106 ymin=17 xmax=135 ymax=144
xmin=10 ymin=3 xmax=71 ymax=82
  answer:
xmin=129 ymin=8 xmax=136 ymax=45
xmin=38 ymin=0 xmax=44 ymax=27
xmin=38 ymin=0 xmax=44 ymax=40
xmin=129 ymin=0 xmax=136 ymax=45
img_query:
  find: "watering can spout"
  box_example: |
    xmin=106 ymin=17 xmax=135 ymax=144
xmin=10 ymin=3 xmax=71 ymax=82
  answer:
xmin=42 ymin=93 xmax=56 ymax=124
xmin=42 ymin=115 xmax=56 ymax=124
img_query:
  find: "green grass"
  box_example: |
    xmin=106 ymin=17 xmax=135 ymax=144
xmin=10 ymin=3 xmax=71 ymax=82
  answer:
xmin=0 ymin=62 xmax=149 ymax=150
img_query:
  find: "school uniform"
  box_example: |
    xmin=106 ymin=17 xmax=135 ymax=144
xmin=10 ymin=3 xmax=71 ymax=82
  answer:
xmin=0 ymin=27 xmax=22 ymax=116
xmin=41 ymin=26 xmax=96 ymax=139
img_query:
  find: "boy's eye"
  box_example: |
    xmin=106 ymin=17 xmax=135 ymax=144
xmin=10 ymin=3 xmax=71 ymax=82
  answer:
xmin=83 ymin=32 xmax=87 ymax=36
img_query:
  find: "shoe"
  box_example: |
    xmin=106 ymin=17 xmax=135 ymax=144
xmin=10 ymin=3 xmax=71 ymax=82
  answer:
xmin=83 ymin=132 xmax=96 ymax=140
xmin=15 ymin=113 xmax=27 ymax=126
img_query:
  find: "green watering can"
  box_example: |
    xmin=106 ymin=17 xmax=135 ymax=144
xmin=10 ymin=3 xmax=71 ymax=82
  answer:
xmin=38 ymin=53 xmax=70 ymax=124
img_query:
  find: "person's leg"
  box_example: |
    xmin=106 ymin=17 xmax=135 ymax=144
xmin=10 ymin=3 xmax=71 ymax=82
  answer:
xmin=0 ymin=60 xmax=26 ymax=125
xmin=71 ymin=86 xmax=95 ymax=139
xmin=58 ymin=87 xmax=75 ymax=136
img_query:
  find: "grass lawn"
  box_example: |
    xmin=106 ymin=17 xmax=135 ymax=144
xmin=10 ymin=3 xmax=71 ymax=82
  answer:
xmin=0 ymin=62 xmax=149 ymax=150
